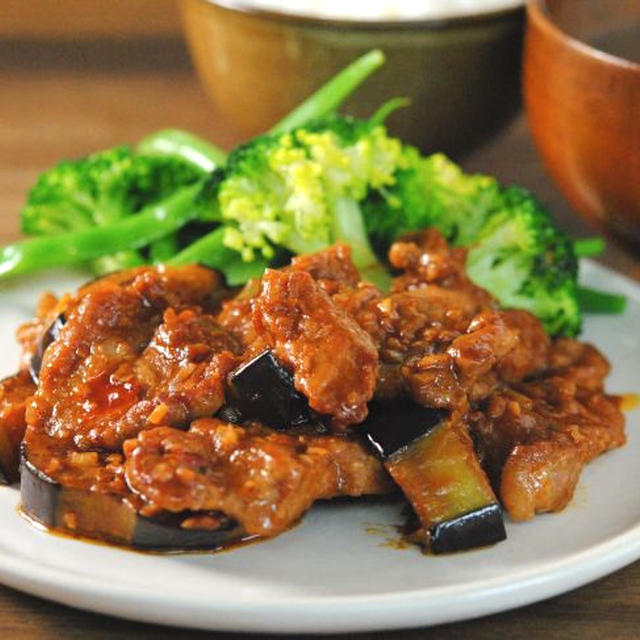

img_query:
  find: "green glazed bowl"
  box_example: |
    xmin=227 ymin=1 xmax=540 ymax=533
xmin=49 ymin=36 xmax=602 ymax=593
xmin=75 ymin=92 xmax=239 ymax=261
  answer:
xmin=181 ymin=0 xmax=525 ymax=154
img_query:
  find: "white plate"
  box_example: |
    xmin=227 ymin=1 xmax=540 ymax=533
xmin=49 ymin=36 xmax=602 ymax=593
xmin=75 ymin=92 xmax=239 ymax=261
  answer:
xmin=0 ymin=261 xmax=639 ymax=633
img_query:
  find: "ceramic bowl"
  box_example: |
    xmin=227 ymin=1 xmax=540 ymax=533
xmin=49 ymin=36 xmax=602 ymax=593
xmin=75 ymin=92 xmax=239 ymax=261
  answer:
xmin=180 ymin=0 xmax=525 ymax=155
xmin=524 ymin=0 xmax=640 ymax=250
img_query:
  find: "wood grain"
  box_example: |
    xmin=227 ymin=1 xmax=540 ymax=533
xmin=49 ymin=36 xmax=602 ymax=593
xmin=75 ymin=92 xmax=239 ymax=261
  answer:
xmin=1 ymin=0 xmax=181 ymax=39
xmin=0 ymin=36 xmax=639 ymax=638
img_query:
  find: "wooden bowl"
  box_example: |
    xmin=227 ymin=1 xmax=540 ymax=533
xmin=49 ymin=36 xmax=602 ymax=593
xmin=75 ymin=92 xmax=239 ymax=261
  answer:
xmin=524 ymin=0 xmax=640 ymax=250
xmin=180 ymin=0 xmax=525 ymax=155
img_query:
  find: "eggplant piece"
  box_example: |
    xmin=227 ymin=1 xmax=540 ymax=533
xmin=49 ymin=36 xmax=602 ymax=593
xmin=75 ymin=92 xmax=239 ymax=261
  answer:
xmin=229 ymin=350 xmax=314 ymax=430
xmin=20 ymin=446 xmax=246 ymax=550
xmin=361 ymin=401 xmax=506 ymax=553
xmin=28 ymin=314 xmax=65 ymax=384
xmin=428 ymin=504 xmax=505 ymax=554
xmin=0 ymin=372 xmax=36 ymax=484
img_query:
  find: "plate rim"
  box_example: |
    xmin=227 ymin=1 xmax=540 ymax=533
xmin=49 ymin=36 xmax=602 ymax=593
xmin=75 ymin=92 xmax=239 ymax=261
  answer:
xmin=1 ymin=513 xmax=639 ymax=633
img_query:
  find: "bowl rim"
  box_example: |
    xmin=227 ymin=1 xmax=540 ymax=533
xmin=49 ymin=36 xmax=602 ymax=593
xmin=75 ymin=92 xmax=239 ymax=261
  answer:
xmin=193 ymin=0 xmax=525 ymax=30
xmin=527 ymin=0 xmax=640 ymax=72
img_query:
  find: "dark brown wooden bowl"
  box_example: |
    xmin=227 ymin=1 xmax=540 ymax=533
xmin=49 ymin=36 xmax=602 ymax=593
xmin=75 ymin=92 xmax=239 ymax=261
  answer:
xmin=524 ymin=0 xmax=640 ymax=250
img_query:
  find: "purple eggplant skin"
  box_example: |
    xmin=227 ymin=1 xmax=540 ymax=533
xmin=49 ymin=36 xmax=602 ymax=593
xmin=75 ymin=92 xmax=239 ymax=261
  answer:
xmin=429 ymin=503 xmax=506 ymax=554
xmin=229 ymin=350 xmax=315 ymax=430
xmin=20 ymin=445 xmax=246 ymax=550
xmin=362 ymin=400 xmax=445 ymax=459
xmin=28 ymin=314 xmax=66 ymax=384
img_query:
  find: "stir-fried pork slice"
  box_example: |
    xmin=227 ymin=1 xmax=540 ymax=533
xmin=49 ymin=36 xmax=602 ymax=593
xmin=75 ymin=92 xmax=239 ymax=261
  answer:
xmin=25 ymin=265 xmax=237 ymax=452
xmin=217 ymin=279 xmax=261 ymax=348
xmin=375 ymin=231 xmax=494 ymax=407
xmin=218 ymin=244 xmax=383 ymax=350
xmin=446 ymin=309 xmax=551 ymax=402
xmin=291 ymin=243 xmax=386 ymax=341
xmin=547 ymin=338 xmax=611 ymax=391
xmin=382 ymin=297 xmax=550 ymax=411
xmin=0 ymin=371 xmax=36 ymax=481
xmin=471 ymin=341 xmax=625 ymax=520
xmin=124 ymin=418 xmax=392 ymax=536
xmin=377 ymin=232 xmax=553 ymax=409
xmin=289 ymin=242 xmax=361 ymax=288
xmin=25 ymin=430 xmax=130 ymax=496
xmin=388 ymin=229 xmax=494 ymax=305
xmin=369 ymin=284 xmax=487 ymax=405
xmin=18 ymin=266 xmax=226 ymax=368
xmin=498 ymin=433 xmax=583 ymax=521
xmin=253 ymin=269 xmax=378 ymax=428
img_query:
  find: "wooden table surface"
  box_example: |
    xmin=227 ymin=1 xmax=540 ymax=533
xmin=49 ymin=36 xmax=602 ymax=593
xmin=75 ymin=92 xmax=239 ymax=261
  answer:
xmin=1 ymin=36 xmax=639 ymax=639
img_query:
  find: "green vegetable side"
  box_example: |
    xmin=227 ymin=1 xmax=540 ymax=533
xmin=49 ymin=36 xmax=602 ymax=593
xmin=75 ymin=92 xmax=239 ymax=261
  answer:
xmin=3 ymin=50 xmax=625 ymax=336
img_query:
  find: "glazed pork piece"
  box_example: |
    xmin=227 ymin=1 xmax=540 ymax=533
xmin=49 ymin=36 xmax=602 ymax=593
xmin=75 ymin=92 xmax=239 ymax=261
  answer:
xmin=123 ymin=418 xmax=391 ymax=536
xmin=0 ymin=371 xmax=36 ymax=482
xmin=24 ymin=265 xmax=238 ymax=453
xmin=12 ymin=230 xmax=626 ymax=550
xmin=471 ymin=340 xmax=625 ymax=520
xmin=366 ymin=231 xmax=551 ymax=415
xmin=252 ymin=268 xmax=379 ymax=428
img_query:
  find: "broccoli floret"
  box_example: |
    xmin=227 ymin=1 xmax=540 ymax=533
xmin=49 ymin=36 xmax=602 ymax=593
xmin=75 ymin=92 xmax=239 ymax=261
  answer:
xmin=465 ymin=187 xmax=580 ymax=336
xmin=215 ymin=117 xmax=406 ymax=288
xmin=21 ymin=146 xmax=204 ymax=273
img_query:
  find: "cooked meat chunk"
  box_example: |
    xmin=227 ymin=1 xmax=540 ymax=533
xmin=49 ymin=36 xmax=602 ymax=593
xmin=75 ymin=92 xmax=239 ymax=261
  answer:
xmin=496 ymin=310 xmax=551 ymax=381
xmin=547 ymin=338 xmax=611 ymax=391
xmin=377 ymin=233 xmax=553 ymax=414
xmin=132 ymin=308 xmax=239 ymax=425
xmin=471 ymin=341 xmax=625 ymax=520
xmin=25 ymin=430 xmax=129 ymax=497
xmin=0 ymin=371 xmax=36 ymax=481
xmin=447 ymin=308 xmax=550 ymax=402
xmin=498 ymin=433 xmax=583 ymax=522
xmin=370 ymin=286 xmax=485 ymax=405
xmin=253 ymin=269 xmax=379 ymax=428
xmin=217 ymin=278 xmax=261 ymax=348
xmin=25 ymin=265 xmax=235 ymax=451
xmin=124 ymin=418 xmax=391 ymax=536
xmin=379 ymin=295 xmax=549 ymax=412
xmin=289 ymin=242 xmax=361 ymax=288
xmin=402 ymin=353 xmax=467 ymax=413
xmin=388 ymin=229 xmax=494 ymax=308
xmin=218 ymin=244 xmax=369 ymax=350
xmin=292 ymin=243 xmax=386 ymax=342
